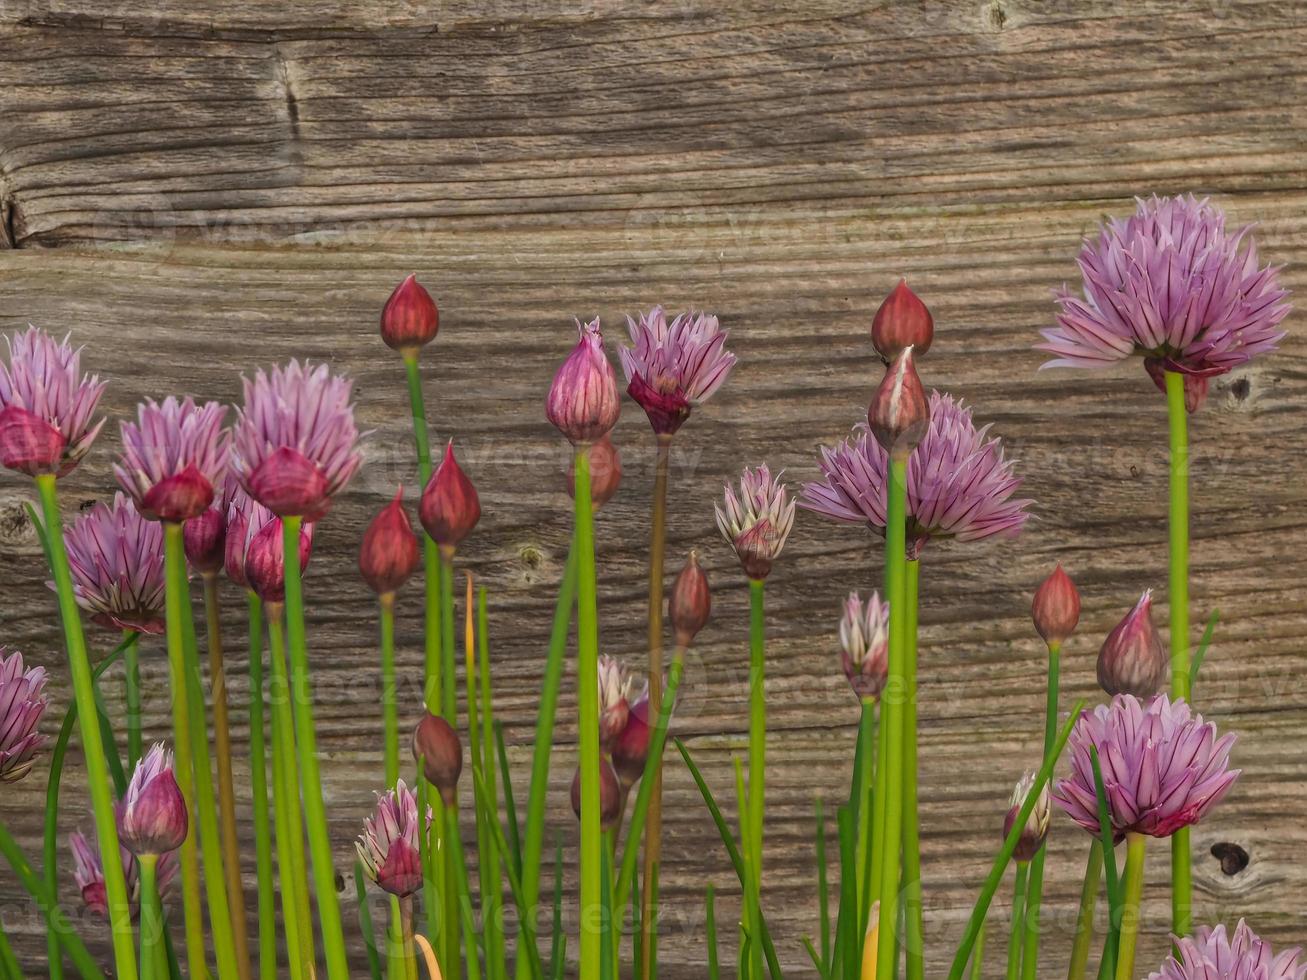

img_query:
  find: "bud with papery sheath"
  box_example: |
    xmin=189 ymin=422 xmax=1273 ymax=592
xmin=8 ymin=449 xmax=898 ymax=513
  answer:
xmin=244 ymin=510 xmax=314 ymax=605
xmin=567 ymin=434 xmax=622 ymax=509
xmin=868 ymin=347 xmax=929 ymax=456
xmin=412 ymin=712 xmax=462 ymax=805
xmin=611 ymin=693 xmax=651 ymax=789
xmin=118 ymin=744 xmax=188 ymax=856
xmin=1032 ymin=563 xmax=1080 ymax=647
xmin=668 ymin=550 xmax=711 ymax=647
xmin=183 ymin=506 xmax=226 ymax=574
xmin=419 ymin=441 xmax=480 ymax=551
xmin=359 ymin=487 xmax=420 ymax=595
xmin=1097 ymin=590 xmax=1168 ymax=699
xmin=380 ymin=274 xmax=439 ymax=355
xmin=871 ymin=279 xmax=934 ymax=362
xmin=546 ymin=318 xmax=620 ymax=446
xmin=1004 ymin=771 xmax=1051 ymax=864
xmin=571 ymin=758 xmax=623 ymax=832
xmin=715 ymin=464 xmax=797 ymax=581
xmin=839 ymin=591 xmax=889 ymax=701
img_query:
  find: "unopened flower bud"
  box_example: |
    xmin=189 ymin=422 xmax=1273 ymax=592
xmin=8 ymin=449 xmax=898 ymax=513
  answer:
xmin=1032 ymin=564 xmax=1080 ymax=648
xmin=840 ymin=591 xmax=889 ymax=701
xmin=570 ymin=758 xmax=623 ymax=832
xmin=380 ymin=275 xmax=439 ymax=354
xmin=359 ymin=488 xmax=420 ymax=595
xmin=867 ymin=347 xmax=929 ymax=457
xmin=567 ymin=434 xmax=622 ymax=509
xmin=597 ymin=656 xmax=635 ymax=752
xmin=611 ymin=694 xmax=652 ymax=789
xmin=119 ymin=744 xmax=188 ymax=856
xmin=668 ymin=551 xmax=711 ymax=648
xmin=245 ymin=517 xmax=313 ymax=605
xmin=419 ymin=441 xmax=480 ymax=552
xmin=184 ymin=507 xmax=226 ymax=574
xmin=546 ymin=318 xmax=620 ymax=446
xmin=871 ymin=279 xmax=934 ymax=362
xmin=246 ymin=446 xmax=330 ymax=522
xmin=1097 ymin=590 xmax=1168 ymax=699
xmin=412 ymin=713 xmax=462 ymax=805
xmin=1004 ymin=771 xmax=1050 ymax=864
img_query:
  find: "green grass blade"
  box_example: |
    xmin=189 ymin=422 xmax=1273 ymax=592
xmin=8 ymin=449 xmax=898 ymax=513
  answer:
xmin=1090 ymin=747 xmax=1121 ymax=978
xmin=706 ymin=886 xmax=720 ymax=980
xmin=549 ymin=841 xmax=564 ymax=980
xmin=816 ymin=798 xmax=830 ymax=973
xmin=494 ymin=721 xmax=522 ymax=877
xmin=353 ymin=859 xmax=383 ymax=980
xmin=1189 ymin=609 xmax=1220 ymax=689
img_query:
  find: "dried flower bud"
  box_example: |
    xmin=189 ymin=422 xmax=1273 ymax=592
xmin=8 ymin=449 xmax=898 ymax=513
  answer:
xmin=546 ymin=318 xmax=620 ymax=446
xmin=1097 ymin=590 xmax=1168 ymax=699
xmin=359 ymin=488 xmax=421 ymax=595
xmin=611 ymin=693 xmax=652 ymax=789
xmin=597 ymin=656 xmax=635 ymax=752
xmin=380 ymin=275 xmax=440 ymax=354
xmin=567 ymin=434 xmax=622 ymax=509
xmin=867 ymin=347 xmax=929 ymax=457
xmin=1004 ymin=771 xmax=1051 ymax=864
xmin=871 ymin=279 xmax=934 ymax=362
xmin=1032 ymin=564 xmax=1080 ymax=648
xmin=419 ymin=441 xmax=481 ymax=552
xmin=118 ymin=744 xmax=188 ymax=856
xmin=412 ymin=713 xmax=462 ymax=806
xmin=840 ymin=591 xmax=889 ymax=701
xmin=668 ymin=551 xmax=711 ymax=647
xmin=570 ymin=758 xmax=623 ymax=832
xmin=184 ymin=506 xmax=226 ymax=574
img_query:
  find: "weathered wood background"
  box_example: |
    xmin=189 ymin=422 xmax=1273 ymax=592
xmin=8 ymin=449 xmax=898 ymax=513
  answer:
xmin=2 ymin=1 xmax=1306 ymax=976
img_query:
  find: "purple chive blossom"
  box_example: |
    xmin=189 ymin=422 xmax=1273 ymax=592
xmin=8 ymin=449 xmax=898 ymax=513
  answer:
xmin=1004 ymin=771 xmax=1052 ymax=864
xmin=118 ymin=743 xmax=188 ymax=856
xmin=115 ymin=397 xmax=229 ymax=523
xmin=63 ymin=492 xmax=167 ymax=635
xmin=0 ymin=648 xmax=48 ymax=783
xmin=356 ymin=779 xmax=429 ymax=898
xmin=232 ymin=360 xmax=363 ymax=521
xmin=597 ymin=655 xmax=636 ymax=752
xmin=1149 ymin=920 xmax=1307 ymax=980
xmin=801 ymin=391 xmax=1031 ymax=559
xmin=1039 ymin=195 xmax=1291 ymax=412
xmin=547 ymin=318 xmax=621 ymax=446
xmin=618 ymin=307 xmax=736 ymax=435
xmin=715 ymin=464 xmax=797 ymax=581
xmin=0 ymin=327 xmax=106 ymax=477
xmin=839 ymin=591 xmax=889 ymax=701
xmin=1054 ymin=694 xmax=1240 ymax=842
xmin=70 ymin=829 xmax=178 ymax=918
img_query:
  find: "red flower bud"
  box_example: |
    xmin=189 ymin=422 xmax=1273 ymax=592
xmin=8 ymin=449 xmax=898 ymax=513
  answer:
xmin=626 ymin=373 xmax=690 ymax=437
xmin=245 ymin=517 xmax=313 ymax=605
xmin=668 ymin=551 xmax=710 ymax=647
xmin=867 ymin=347 xmax=929 ymax=457
xmin=1031 ymin=564 xmax=1080 ymax=647
xmin=224 ymin=509 xmax=250 ymax=589
xmin=0 ymin=406 xmax=67 ymax=476
xmin=246 ymin=446 xmax=331 ymax=522
xmin=570 ymin=758 xmax=623 ymax=832
xmin=141 ymin=463 xmax=214 ymax=524
xmin=359 ymin=488 xmax=420 ymax=595
xmin=567 ymin=434 xmax=622 ymax=510
xmin=119 ymin=744 xmax=188 ymax=857
xmin=380 ymin=274 xmax=440 ymax=354
xmin=546 ymin=319 xmax=620 ymax=446
xmin=419 ymin=441 xmax=481 ymax=551
xmin=611 ymin=693 xmax=652 ymax=789
xmin=412 ymin=713 xmax=462 ymax=806
xmin=183 ymin=506 xmax=226 ymax=574
xmin=871 ymin=279 xmax=934 ymax=362
xmin=1097 ymin=590 xmax=1168 ymax=699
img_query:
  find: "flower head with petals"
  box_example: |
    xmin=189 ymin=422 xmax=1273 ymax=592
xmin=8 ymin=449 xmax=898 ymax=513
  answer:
xmin=0 ymin=648 xmax=48 ymax=783
xmin=1149 ymin=920 xmax=1306 ymax=980
xmin=801 ymin=391 xmax=1030 ymax=558
xmin=839 ymin=591 xmax=889 ymax=701
xmin=619 ymin=307 xmax=736 ymax=435
xmin=597 ymin=655 xmax=637 ymax=750
xmin=69 ymin=829 xmax=177 ymax=918
xmin=115 ymin=397 xmax=229 ymax=522
xmin=715 ymin=464 xmax=796 ymax=580
xmin=356 ymin=779 xmax=430 ymax=898
xmin=64 ymin=492 xmax=167 ymax=635
xmin=0 ymin=327 xmax=106 ymax=477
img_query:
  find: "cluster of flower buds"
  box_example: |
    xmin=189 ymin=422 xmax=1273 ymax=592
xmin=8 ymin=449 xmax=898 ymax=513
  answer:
xmin=118 ymin=744 xmax=188 ymax=857
xmin=1003 ymin=771 xmax=1051 ymax=864
xmin=359 ymin=487 xmax=421 ymax=596
xmin=412 ymin=711 xmax=463 ymax=806
xmin=419 ymin=441 xmax=481 ymax=554
xmin=356 ymin=779 xmax=428 ymax=898
xmin=1097 ymin=590 xmax=1168 ymax=699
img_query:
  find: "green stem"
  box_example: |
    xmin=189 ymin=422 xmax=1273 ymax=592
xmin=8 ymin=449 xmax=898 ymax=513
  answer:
xmin=573 ymin=446 xmax=603 ymax=979
xmin=478 ymin=586 xmax=506 ymax=980
xmin=380 ymin=593 xmax=400 ymax=787
xmin=902 ymin=558 xmax=923 ymax=980
xmin=138 ymin=855 xmax=162 ymax=980
xmin=640 ymin=433 xmax=672 ymax=980
xmin=1006 ymin=863 xmax=1028 ymax=980
xmin=970 ymin=922 xmax=986 ymax=980
xmin=447 ymin=807 xmax=484 ymax=980
xmin=747 ymin=577 xmax=767 ymax=980
xmin=1022 ymin=643 xmax=1060 ymax=980
xmin=0 ymin=917 xmax=20 ymax=980
xmin=123 ymin=631 xmax=142 ymax=767
xmin=398 ymin=895 xmax=419 ymax=980
xmin=34 ymin=474 xmax=137 ymax=980
xmin=1165 ymin=370 xmax=1192 ymax=938
xmin=416 ymin=772 xmax=439 ymax=958
xmin=438 ymin=554 xmax=462 ymax=980
xmin=875 ymin=455 xmax=909 ymax=980
xmin=1067 ymin=841 xmax=1103 ymax=980
xmin=853 ymin=699 xmax=877 ymax=930
xmin=405 ymin=354 xmax=443 ymax=718
xmin=1114 ymin=835 xmax=1147 ymax=980
xmin=280 ymin=516 xmax=350 ymax=978
xmin=246 ymin=594 xmax=278 ymax=980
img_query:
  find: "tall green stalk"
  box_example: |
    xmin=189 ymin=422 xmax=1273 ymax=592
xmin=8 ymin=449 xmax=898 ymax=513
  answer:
xmin=1067 ymin=841 xmax=1103 ymax=980
xmin=380 ymin=592 xmax=400 ymax=786
xmin=1164 ymin=370 xmax=1192 ymax=936
xmin=404 ymin=355 xmax=442 ymax=711
xmin=1022 ymin=642 xmax=1061 ymax=980
xmin=573 ymin=447 xmax=603 ymax=979
xmin=747 ymin=577 xmax=767 ymax=980
xmin=478 ymin=586 xmax=507 ymax=980
xmin=1114 ymin=834 xmax=1147 ymax=980
xmin=902 ymin=558 xmax=923 ymax=980
xmin=246 ymin=594 xmax=278 ymax=980
xmin=1006 ymin=864 xmax=1029 ymax=980
xmin=138 ymin=854 xmax=162 ymax=980
xmin=853 ymin=698 xmax=877 ymax=932
xmin=281 ymin=516 xmax=350 ymax=978
xmin=875 ymin=455 xmax=909 ymax=980
xmin=34 ymin=474 xmax=137 ymax=980
xmin=439 ymin=553 xmax=465 ymax=980
xmin=123 ymin=631 xmax=142 ymax=766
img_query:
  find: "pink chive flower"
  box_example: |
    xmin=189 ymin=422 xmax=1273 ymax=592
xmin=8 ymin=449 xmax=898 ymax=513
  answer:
xmin=70 ymin=829 xmax=178 ymax=918
xmin=618 ymin=307 xmax=736 ymax=436
xmin=801 ymin=392 xmax=1031 ymax=559
xmin=839 ymin=591 xmax=889 ymax=702
xmin=597 ymin=655 xmax=636 ymax=752
xmin=715 ymin=464 xmax=796 ymax=581
xmin=0 ymin=648 xmax=48 ymax=783
xmin=1039 ymin=195 xmax=1291 ymax=413
xmin=1149 ymin=920 xmax=1306 ymax=980
xmin=115 ymin=397 xmax=229 ymax=523
xmin=232 ymin=360 xmax=363 ymax=521
xmin=64 ymin=492 xmax=166 ymax=635
xmin=0 ymin=327 xmax=106 ymax=477
xmin=1054 ymin=694 xmax=1239 ymax=842
xmin=356 ymin=779 xmax=429 ymax=898
xmin=118 ymin=743 xmax=188 ymax=857
xmin=546 ymin=318 xmax=620 ymax=446
xmin=1004 ymin=771 xmax=1052 ymax=864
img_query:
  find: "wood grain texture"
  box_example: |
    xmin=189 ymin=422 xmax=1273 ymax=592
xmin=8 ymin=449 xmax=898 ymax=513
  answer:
xmin=1 ymin=2 xmax=1305 ymax=977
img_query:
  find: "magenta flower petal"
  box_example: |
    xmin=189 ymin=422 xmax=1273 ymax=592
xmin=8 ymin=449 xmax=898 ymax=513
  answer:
xmin=547 ymin=318 xmax=621 ymax=446
xmin=618 ymin=307 xmax=736 ymax=435
xmin=839 ymin=591 xmax=889 ymax=701
xmin=715 ymin=464 xmax=796 ymax=580
xmin=356 ymin=779 xmax=431 ymax=898
xmin=1149 ymin=919 xmax=1306 ymax=980
xmin=115 ymin=397 xmax=229 ymax=523
xmin=118 ymin=743 xmax=188 ymax=856
xmin=63 ymin=493 xmax=166 ymax=636
xmin=0 ymin=648 xmax=48 ymax=783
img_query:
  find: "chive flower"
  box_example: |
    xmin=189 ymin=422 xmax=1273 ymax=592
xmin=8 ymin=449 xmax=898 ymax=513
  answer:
xmin=867 ymin=346 xmax=930 ymax=455
xmin=380 ymin=274 xmax=439 ymax=355
xmin=1148 ymin=920 xmax=1306 ymax=980
xmin=356 ymin=779 xmax=428 ymax=898
xmin=667 ymin=550 xmax=711 ymax=648
xmin=69 ymin=829 xmax=177 ymax=918
xmin=715 ymin=463 xmax=796 ymax=581
xmin=872 ymin=279 xmax=934 ymax=362
xmin=618 ymin=307 xmax=736 ymax=436
xmin=1032 ymin=563 xmax=1081 ymax=648
xmin=225 ymin=486 xmax=313 ymax=603
xmin=115 ymin=397 xmax=229 ymax=523
xmin=412 ymin=713 xmax=462 ymax=806
xmin=1097 ymin=590 xmax=1168 ymax=699
xmin=546 ymin=318 xmax=620 ymax=446
xmin=63 ymin=492 xmax=166 ymax=635
xmin=1004 ymin=771 xmax=1051 ymax=863
xmin=418 ymin=441 xmax=481 ymax=552
xmin=0 ymin=648 xmax=47 ymax=783
xmin=839 ymin=590 xmax=889 ymax=702
xmin=359 ymin=487 xmax=421 ymax=596
xmin=597 ymin=655 xmax=636 ymax=752
xmin=801 ymin=392 xmax=1030 ymax=559
xmin=118 ymin=743 xmax=188 ymax=857
xmin=611 ymin=690 xmax=652 ymax=790
xmin=1039 ymin=194 xmax=1290 ymax=413
xmin=0 ymin=326 xmax=106 ymax=477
